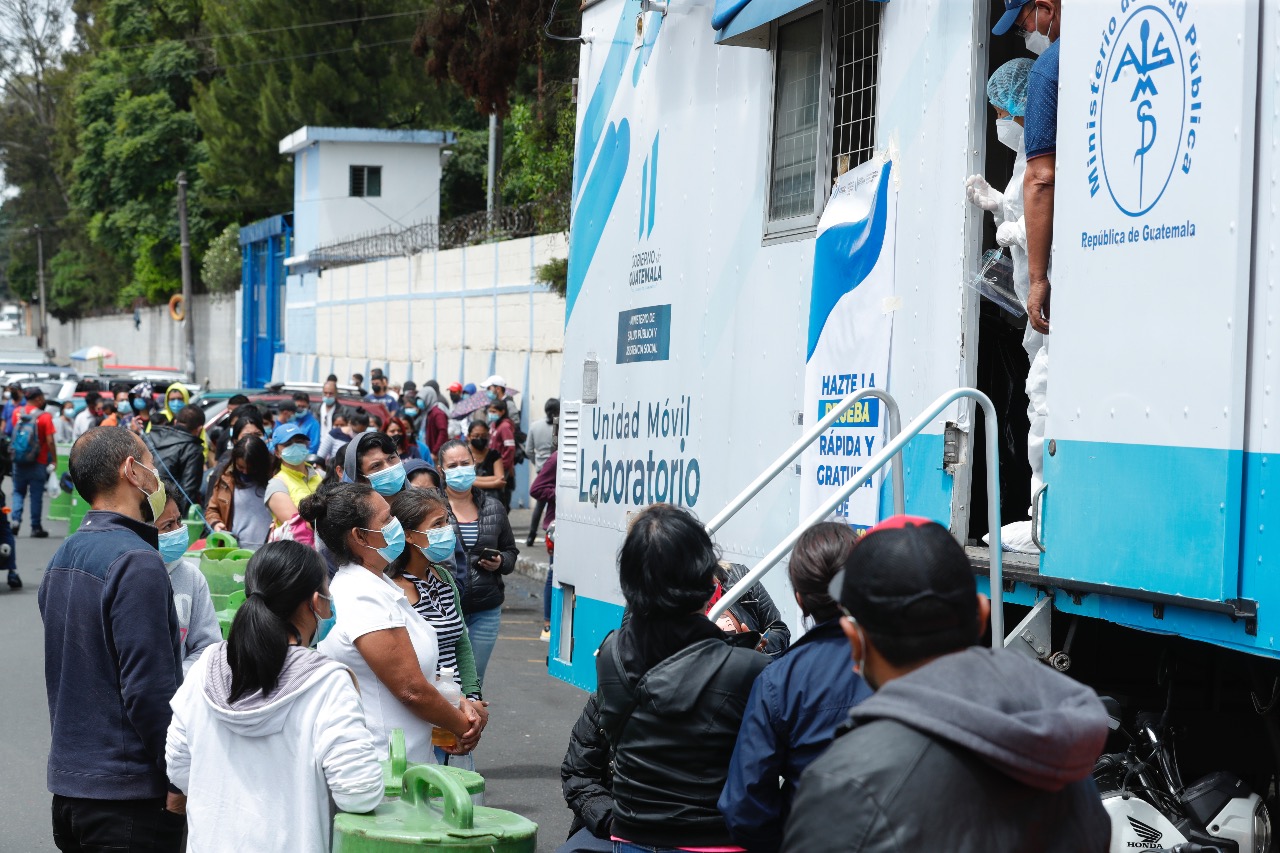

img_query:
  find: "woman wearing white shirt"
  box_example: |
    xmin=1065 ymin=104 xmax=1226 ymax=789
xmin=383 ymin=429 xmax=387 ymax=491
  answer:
xmin=165 ymin=541 xmax=384 ymax=853
xmin=300 ymin=481 xmax=481 ymax=762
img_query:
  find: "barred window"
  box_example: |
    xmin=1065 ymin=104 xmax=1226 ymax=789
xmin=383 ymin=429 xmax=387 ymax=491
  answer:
xmin=767 ymin=12 xmax=823 ymax=225
xmin=831 ymin=0 xmax=881 ymax=180
xmin=349 ymin=165 xmax=382 ymax=198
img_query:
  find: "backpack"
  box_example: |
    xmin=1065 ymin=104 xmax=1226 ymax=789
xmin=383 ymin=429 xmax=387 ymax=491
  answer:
xmin=11 ymin=411 xmax=40 ymax=465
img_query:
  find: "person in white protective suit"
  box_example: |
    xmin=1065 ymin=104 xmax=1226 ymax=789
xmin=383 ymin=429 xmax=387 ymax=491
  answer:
xmin=964 ymin=58 xmax=1047 ymax=550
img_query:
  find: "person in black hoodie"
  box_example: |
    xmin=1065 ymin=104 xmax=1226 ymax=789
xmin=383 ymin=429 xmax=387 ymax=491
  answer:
xmin=596 ymin=503 xmax=769 ymax=852
xmin=783 ymin=516 xmax=1111 ymax=853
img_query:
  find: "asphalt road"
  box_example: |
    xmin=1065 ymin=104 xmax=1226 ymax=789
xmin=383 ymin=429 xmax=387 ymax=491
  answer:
xmin=0 ymin=505 xmax=585 ymax=853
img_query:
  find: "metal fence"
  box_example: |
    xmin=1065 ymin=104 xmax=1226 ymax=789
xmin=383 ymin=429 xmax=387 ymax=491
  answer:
xmin=307 ymin=197 xmax=570 ymax=270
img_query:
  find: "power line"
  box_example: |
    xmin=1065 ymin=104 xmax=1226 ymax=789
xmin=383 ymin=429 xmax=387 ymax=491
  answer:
xmin=94 ymin=8 xmax=430 ymax=54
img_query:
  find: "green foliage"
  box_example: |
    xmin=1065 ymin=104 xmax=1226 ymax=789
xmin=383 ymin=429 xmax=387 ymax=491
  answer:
xmin=47 ymin=232 xmax=126 ymax=319
xmin=503 ymin=85 xmax=574 ymax=231
xmin=536 ymin=256 xmax=567 ymax=299
xmin=440 ymin=129 xmax=489 ymax=220
xmin=201 ymin=222 xmax=240 ymax=294
xmin=194 ymin=0 xmax=466 ymax=222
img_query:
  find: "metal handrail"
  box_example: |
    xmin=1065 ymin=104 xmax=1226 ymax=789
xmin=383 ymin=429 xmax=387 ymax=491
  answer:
xmin=705 ymin=388 xmax=906 ymax=535
xmin=708 ymin=387 xmax=1005 ymax=649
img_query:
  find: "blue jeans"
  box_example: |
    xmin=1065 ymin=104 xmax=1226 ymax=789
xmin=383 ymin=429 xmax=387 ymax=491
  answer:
xmin=12 ymin=462 xmax=47 ymax=529
xmin=464 ymin=607 xmax=502 ymax=688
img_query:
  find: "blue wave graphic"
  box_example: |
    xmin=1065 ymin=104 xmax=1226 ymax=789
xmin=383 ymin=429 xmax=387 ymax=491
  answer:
xmin=567 ymin=119 xmax=631 ymax=319
xmin=806 ymin=162 xmax=893 ymax=361
xmin=573 ymin=0 xmax=642 ymax=207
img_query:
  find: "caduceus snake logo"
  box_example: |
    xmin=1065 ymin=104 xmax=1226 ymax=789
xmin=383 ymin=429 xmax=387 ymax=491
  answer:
xmin=1112 ymin=19 xmax=1176 ymax=209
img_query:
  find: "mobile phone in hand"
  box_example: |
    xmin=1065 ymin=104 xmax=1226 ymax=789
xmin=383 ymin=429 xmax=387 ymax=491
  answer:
xmin=478 ymin=547 xmax=502 ymax=562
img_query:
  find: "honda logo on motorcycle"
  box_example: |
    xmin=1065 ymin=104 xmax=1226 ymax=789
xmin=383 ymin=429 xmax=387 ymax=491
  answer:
xmin=1086 ymin=1 xmax=1204 ymax=217
xmin=1126 ymin=816 xmax=1163 ymax=848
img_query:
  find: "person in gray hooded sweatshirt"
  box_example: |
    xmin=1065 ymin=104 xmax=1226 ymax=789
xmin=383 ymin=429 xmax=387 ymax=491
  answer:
xmin=783 ymin=516 xmax=1110 ymax=853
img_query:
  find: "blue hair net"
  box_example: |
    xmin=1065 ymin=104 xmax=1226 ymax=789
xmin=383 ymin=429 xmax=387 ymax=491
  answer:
xmin=986 ymin=58 xmax=1035 ymax=117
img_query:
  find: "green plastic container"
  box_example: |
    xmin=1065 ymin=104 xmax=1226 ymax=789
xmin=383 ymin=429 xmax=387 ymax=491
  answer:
xmin=215 ymin=589 xmax=246 ymax=640
xmin=67 ymin=491 xmax=89 ymax=534
xmin=47 ymin=443 xmax=73 ymax=521
xmin=184 ymin=505 xmax=205 ymax=546
xmin=199 ymin=545 xmax=251 ymax=610
xmin=332 ymin=765 xmax=535 ymax=853
xmin=381 ymin=730 xmax=485 ymax=799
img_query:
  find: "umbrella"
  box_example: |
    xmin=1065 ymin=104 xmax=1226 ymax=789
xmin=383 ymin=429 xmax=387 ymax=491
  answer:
xmin=449 ymin=384 xmax=519 ymax=420
xmin=70 ymin=346 xmax=115 ymax=361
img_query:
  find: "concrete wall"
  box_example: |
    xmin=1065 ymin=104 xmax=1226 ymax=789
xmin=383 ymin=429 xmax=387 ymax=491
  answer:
xmin=276 ymin=233 xmax=567 ymax=424
xmin=46 ymin=292 xmax=241 ymax=387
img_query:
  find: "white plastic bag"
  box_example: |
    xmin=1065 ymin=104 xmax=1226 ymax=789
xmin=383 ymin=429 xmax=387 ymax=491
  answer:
xmin=44 ymin=466 xmax=61 ymax=500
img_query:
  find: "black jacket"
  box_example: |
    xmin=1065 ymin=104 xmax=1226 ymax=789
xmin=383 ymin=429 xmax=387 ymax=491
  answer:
xmin=561 ymin=693 xmax=615 ymax=840
xmin=146 ymin=426 xmax=204 ymax=506
xmin=450 ymin=488 xmax=518 ymax=614
xmin=596 ymin=625 xmax=769 ymax=848
xmin=719 ymin=563 xmax=790 ymax=658
xmin=783 ymin=648 xmax=1111 ymax=853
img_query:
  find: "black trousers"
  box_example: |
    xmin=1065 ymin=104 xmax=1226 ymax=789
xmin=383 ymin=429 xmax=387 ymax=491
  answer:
xmin=52 ymin=795 xmax=185 ymax=853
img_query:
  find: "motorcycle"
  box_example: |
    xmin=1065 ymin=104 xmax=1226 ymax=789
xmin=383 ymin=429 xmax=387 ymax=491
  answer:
xmin=1095 ymin=685 xmax=1271 ymax=853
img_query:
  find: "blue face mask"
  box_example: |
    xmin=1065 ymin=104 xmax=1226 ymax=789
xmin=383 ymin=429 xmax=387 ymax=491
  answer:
xmin=132 ymin=398 xmax=147 ymax=412
xmin=403 ymin=407 xmax=419 ymax=417
xmin=169 ymin=400 xmax=184 ymax=414
xmin=367 ymin=461 xmax=406 ymax=496
xmin=280 ymin=443 xmax=309 ymax=466
xmin=486 ymin=389 xmax=498 ymax=402
xmin=157 ymin=527 xmax=189 ymax=564
xmin=359 ymin=517 xmax=406 ymax=563
xmin=486 ymin=412 xmax=499 ymax=424
xmin=312 ymin=594 xmax=336 ymax=646
xmin=417 ymin=525 xmax=457 ymax=563
xmin=444 ymin=465 xmax=477 ymax=492
xmin=322 ymin=396 xmax=336 ymax=407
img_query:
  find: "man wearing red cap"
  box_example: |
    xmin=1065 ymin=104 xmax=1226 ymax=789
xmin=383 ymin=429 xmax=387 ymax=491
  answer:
xmin=783 ymin=516 xmax=1110 ymax=852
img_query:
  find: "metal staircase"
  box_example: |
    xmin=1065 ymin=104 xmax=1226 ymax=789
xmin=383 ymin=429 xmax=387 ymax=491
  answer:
xmin=705 ymin=387 xmax=1007 ymax=648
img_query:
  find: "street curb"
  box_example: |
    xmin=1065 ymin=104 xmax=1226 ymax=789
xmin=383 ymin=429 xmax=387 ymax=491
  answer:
xmin=516 ymin=556 xmax=550 ymax=582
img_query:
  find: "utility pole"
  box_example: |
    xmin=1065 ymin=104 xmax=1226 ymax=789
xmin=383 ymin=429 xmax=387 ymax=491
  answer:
xmin=34 ymin=225 xmax=46 ymax=350
xmin=486 ymin=111 xmax=502 ymax=219
xmin=176 ymin=171 xmax=196 ymax=381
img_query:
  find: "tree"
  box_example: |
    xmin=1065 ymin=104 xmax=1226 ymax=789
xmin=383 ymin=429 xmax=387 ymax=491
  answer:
xmin=63 ymin=0 xmax=211 ymax=306
xmin=200 ymin=221 xmax=239 ymax=294
xmin=193 ymin=0 xmax=473 ymax=223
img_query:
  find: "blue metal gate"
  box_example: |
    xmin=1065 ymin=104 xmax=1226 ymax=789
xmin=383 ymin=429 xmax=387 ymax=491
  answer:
xmin=239 ymin=215 xmax=292 ymax=388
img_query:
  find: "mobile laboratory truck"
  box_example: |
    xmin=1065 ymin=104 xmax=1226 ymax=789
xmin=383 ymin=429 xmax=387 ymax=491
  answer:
xmin=551 ymin=0 xmax=1280 ymax=802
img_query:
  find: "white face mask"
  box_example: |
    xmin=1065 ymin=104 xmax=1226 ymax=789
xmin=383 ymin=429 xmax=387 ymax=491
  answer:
xmin=1023 ymin=7 xmax=1051 ymax=55
xmin=996 ymin=117 xmax=1024 ymax=152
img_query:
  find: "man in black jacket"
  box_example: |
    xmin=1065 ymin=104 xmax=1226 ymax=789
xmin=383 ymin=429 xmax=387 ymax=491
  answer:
xmin=783 ymin=516 xmax=1111 ymax=853
xmin=145 ymin=404 xmax=205 ymax=506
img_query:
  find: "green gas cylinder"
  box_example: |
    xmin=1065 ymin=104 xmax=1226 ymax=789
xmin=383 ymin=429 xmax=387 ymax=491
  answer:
xmin=67 ymin=491 xmax=88 ymax=534
xmin=198 ymin=543 xmax=250 ymax=610
xmin=331 ymin=765 xmax=536 ymax=853
xmin=184 ymin=505 xmax=205 ymax=546
xmin=381 ymin=729 xmax=485 ymax=799
xmin=47 ymin=444 xmax=72 ymax=521
xmin=215 ymin=589 xmax=245 ymax=640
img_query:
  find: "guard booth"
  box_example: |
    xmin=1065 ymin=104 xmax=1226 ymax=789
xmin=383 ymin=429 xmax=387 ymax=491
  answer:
xmin=239 ymin=214 xmax=292 ymax=389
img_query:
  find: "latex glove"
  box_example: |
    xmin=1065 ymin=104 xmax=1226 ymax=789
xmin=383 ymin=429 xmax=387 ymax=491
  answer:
xmin=996 ymin=217 xmax=1027 ymax=250
xmin=965 ymin=174 xmax=1003 ymax=212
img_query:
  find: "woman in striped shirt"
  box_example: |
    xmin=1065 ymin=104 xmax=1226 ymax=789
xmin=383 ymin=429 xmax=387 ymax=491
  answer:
xmin=386 ymin=487 xmax=488 ymax=766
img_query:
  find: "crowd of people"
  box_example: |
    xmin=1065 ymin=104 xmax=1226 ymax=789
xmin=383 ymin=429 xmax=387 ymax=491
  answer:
xmin=35 ymin=367 xmax=564 ymax=852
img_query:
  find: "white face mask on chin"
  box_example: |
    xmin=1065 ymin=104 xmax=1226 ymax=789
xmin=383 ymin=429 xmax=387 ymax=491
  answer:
xmin=1023 ymin=7 xmax=1051 ymax=55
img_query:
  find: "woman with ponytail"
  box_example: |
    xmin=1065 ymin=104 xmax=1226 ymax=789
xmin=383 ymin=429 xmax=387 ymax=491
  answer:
xmin=165 ymin=541 xmax=384 ymax=853
xmin=301 ymin=481 xmax=482 ymax=763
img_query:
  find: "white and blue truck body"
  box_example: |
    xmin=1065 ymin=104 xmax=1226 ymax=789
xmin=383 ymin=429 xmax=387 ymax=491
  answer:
xmin=551 ymin=0 xmax=1280 ymax=778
